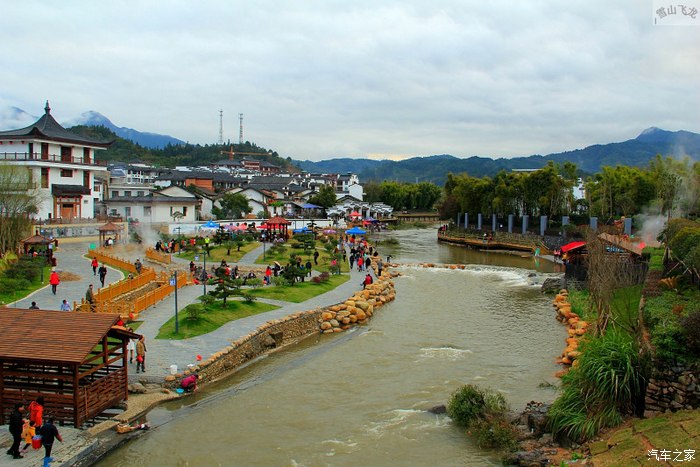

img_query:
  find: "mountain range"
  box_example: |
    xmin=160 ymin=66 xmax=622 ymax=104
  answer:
xmin=2 ymin=105 xmax=699 ymax=184
xmin=0 ymin=106 xmax=184 ymax=149
xmin=297 ymin=127 xmax=700 ymax=184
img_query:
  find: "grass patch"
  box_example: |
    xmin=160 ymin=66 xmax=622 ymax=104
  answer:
xmin=644 ymin=287 xmax=700 ymax=363
xmin=255 ymin=243 xmax=348 ymax=274
xmin=178 ymin=241 xmax=260 ymax=263
xmin=248 ymin=273 xmax=350 ymax=303
xmin=644 ymin=247 xmax=665 ymax=272
xmin=0 ymin=258 xmax=52 ymax=306
xmin=610 ymin=285 xmax=643 ymax=332
xmin=156 ymin=300 xmax=278 ymax=340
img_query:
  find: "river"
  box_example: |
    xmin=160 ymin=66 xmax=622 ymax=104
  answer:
xmin=99 ymin=228 xmax=566 ymax=466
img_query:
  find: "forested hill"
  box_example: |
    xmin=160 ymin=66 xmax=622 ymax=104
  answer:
xmin=68 ymin=125 xmax=298 ymax=171
xmin=297 ymin=128 xmax=700 ymax=185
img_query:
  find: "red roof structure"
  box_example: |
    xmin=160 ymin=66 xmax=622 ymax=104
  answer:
xmin=561 ymin=241 xmax=586 ymax=253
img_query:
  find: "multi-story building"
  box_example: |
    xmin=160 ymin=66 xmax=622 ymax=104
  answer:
xmin=0 ymin=102 xmax=110 ymax=220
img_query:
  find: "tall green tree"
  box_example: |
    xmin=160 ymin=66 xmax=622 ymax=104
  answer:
xmin=308 ymin=184 xmax=337 ymax=208
xmin=212 ymin=193 xmax=252 ymax=220
xmin=0 ymin=164 xmax=40 ymax=253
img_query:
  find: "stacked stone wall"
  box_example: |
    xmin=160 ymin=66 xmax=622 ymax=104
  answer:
xmin=644 ymin=363 xmax=700 ymax=417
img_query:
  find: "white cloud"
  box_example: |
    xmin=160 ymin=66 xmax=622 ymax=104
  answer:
xmin=1 ymin=0 xmax=698 ymax=160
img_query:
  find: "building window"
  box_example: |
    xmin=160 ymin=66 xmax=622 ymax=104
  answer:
xmin=93 ymin=183 xmax=101 ymax=192
xmin=111 ymin=191 xmax=118 ymax=198
xmin=83 ymin=147 xmax=91 ymax=164
xmin=137 ymin=191 xmax=144 ymax=197
xmin=182 ymin=206 xmax=188 ymax=216
xmin=124 ymin=191 xmax=132 ymax=197
xmin=83 ymin=171 xmax=90 ymax=188
xmin=144 ymin=206 xmax=152 ymax=216
xmin=60 ymin=169 xmax=73 ymax=177
xmin=125 ymin=207 xmax=131 ymax=217
xmin=41 ymin=143 xmax=49 ymax=160
xmin=41 ymin=168 xmax=49 ymax=188
xmin=60 ymin=146 xmax=72 ymax=163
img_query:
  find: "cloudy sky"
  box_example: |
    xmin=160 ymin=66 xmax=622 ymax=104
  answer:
xmin=1 ymin=0 xmax=699 ymax=161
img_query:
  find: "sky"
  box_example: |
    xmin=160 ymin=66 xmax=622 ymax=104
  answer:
xmin=1 ymin=0 xmax=699 ymax=161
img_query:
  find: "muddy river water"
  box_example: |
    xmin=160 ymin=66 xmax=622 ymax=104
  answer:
xmin=99 ymin=228 xmax=566 ymax=466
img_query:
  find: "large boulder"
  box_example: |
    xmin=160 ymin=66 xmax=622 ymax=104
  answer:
xmin=541 ymin=275 xmax=565 ymax=294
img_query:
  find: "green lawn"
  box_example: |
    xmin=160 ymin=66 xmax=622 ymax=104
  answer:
xmin=178 ymin=242 xmax=260 ymax=263
xmin=248 ymin=273 xmax=351 ymax=302
xmin=254 ymin=243 xmax=348 ymax=274
xmin=156 ymin=300 xmax=278 ymax=340
xmin=0 ymin=263 xmax=52 ymax=306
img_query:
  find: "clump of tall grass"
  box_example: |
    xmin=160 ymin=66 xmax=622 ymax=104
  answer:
xmin=547 ymin=329 xmax=648 ymax=442
xmin=447 ymin=384 xmax=518 ymax=452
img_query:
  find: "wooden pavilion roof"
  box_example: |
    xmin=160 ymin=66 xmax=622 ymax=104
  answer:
xmin=0 ymin=309 xmax=127 ymax=364
xmin=97 ymin=221 xmax=123 ymax=232
xmin=266 ymin=216 xmax=290 ymax=225
xmin=20 ymin=234 xmax=55 ymax=246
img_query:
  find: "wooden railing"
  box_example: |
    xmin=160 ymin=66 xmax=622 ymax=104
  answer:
xmin=133 ymin=271 xmax=187 ymax=315
xmin=95 ymin=269 xmax=156 ymax=302
xmin=88 ymin=248 xmax=141 ymax=275
xmin=146 ymin=248 xmax=172 ymax=264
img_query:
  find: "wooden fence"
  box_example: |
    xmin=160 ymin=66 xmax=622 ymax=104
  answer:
xmin=146 ymin=248 xmax=172 ymax=264
xmin=88 ymin=248 xmax=140 ymax=275
xmin=95 ymin=269 xmax=156 ymax=302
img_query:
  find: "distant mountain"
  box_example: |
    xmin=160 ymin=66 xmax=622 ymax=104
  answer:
xmin=63 ymin=111 xmax=185 ymax=149
xmin=0 ymin=106 xmax=36 ymax=129
xmin=297 ymin=128 xmax=700 ymax=185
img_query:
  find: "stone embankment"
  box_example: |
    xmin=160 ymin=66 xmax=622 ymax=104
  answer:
xmin=551 ymin=289 xmax=589 ymax=367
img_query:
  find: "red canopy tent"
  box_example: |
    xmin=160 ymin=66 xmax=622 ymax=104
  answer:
xmin=561 ymin=241 xmax=586 ymax=253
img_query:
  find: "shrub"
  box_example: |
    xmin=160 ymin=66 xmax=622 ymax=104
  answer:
xmin=471 ymin=415 xmax=519 ymax=451
xmin=184 ymin=303 xmax=204 ymax=321
xmin=4 ymin=259 xmax=42 ymax=282
xmin=680 ymin=310 xmax=700 ymax=354
xmin=548 ymin=329 xmax=647 ymax=442
xmin=0 ymin=278 xmax=31 ymax=294
xmin=311 ymin=272 xmax=330 ymax=284
xmin=447 ymin=384 xmax=508 ymax=428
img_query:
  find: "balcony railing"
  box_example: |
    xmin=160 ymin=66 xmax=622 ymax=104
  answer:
xmin=0 ymin=152 xmax=107 ymax=166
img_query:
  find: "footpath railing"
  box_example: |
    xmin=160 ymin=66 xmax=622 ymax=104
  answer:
xmin=77 ymin=249 xmax=188 ymax=317
xmin=146 ymin=248 xmax=172 ymax=264
xmin=88 ymin=248 xmax=139 ymax=275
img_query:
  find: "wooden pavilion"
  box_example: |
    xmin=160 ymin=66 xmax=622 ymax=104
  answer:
xmin=0 ymin=309 xmax=139 ymax=427
xmin=265 ymin=216 xmax=290 ymax=239
xmin=97 ymin=221 xmax=123 ymax=246
xmin=20 ymin=233 xmax=59 ymax=264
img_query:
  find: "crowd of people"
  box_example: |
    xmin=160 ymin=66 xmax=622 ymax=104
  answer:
xmin=6 ymin=397 xmax=63 ymax=466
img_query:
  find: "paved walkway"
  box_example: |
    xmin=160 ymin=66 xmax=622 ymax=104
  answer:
xmin=132 ymin=243 xmax=368 ymax=381
xmin=14 ymin=241 xmax=369 ymax=382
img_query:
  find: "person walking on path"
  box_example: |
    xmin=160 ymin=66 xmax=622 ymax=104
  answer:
xmin=49 ymin=269 xmax=60 ymax=295
xmin=39 ymin=418 xmax=63 ymax=467
xmin=91 ymin=257 xmax=99 ymax=276
xmin=60 ymin=299 xmax=71 ymax=311
xmin=85 ymin=284 xmax=96 ymax=312
xmin=377 ymin=258 xmax=384 ymax=277
xmin=135 ymin=259 xmax=143 ymax=274
xmin=98 ymin=263 xmax=108 ymax=287
xmin=313 ymin=250 xmax=319 ymax=265
xmin=6 ymin=402 xmax=25 ymax=459
xmin=136 ymin=335 xmax=147 ymax=373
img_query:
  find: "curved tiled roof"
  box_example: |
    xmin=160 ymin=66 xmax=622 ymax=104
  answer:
xmin=0 ymin=101 xmax=112 ymax=148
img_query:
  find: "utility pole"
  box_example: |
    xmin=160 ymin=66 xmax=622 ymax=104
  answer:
xmin=239 ymin=113 xmax=244 ymax=145
xmin=218 ymin=110 xmax=224 ymax=145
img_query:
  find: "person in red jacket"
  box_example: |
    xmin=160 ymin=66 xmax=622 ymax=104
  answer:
xmin=49 ymin=270 xmax=60 ymax=295
xmin=91 ymin=257 xmax=99 ymax=276
xmin=180 ymin=373 xmax=200 ymax=392
xmin=28 ymin=396 xmax=44 ymax=429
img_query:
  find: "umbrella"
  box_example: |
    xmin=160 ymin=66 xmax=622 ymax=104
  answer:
xmin=259 ymin=223 xmax=269 ymax=229
xmin=349 ymin=211 xmax=361 ymax=218
xmin=323 ymin=229 xmax=337 ymax=234
xmin=346 ymin=226 xmax=366 ymax=235
xmin=202 ymin=220 xmax=220 ymax=228
xmin=293 ymin=227 xmax=311 ymax=234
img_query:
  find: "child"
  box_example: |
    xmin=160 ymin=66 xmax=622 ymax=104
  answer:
xmin=20 ymin=420 xmax=35 ymax=454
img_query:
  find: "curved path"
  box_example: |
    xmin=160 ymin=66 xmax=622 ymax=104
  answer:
xmin=10 ymin=241 xmax=371 ymax=381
